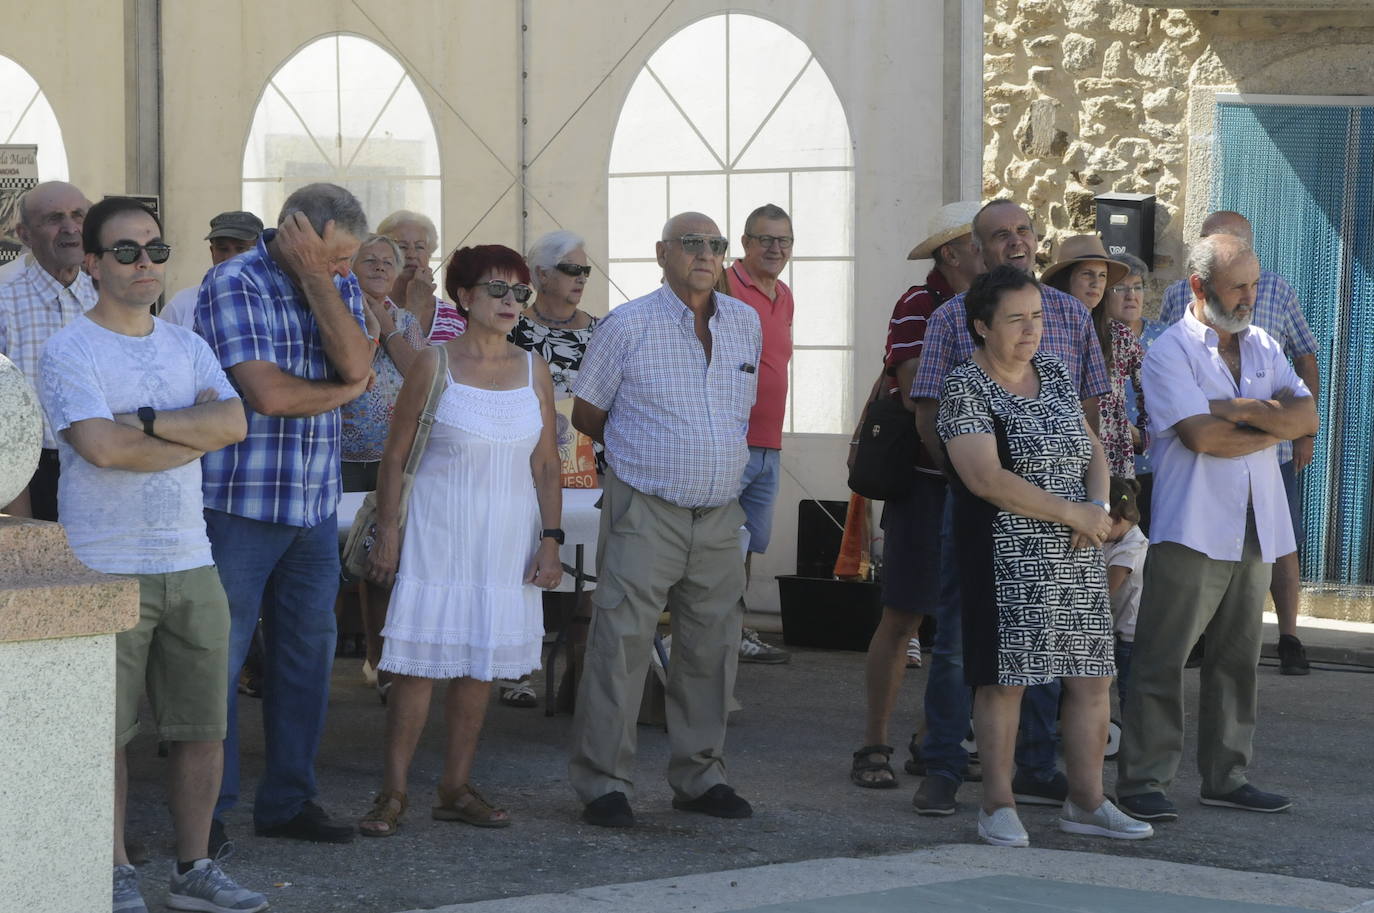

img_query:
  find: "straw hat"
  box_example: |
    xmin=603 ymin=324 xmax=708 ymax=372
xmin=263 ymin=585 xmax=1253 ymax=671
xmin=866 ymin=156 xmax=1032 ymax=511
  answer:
xmin=1039 ymin=234 xmax=1129 ymax=287
xmin=908 ymin=201 xmax=982 ymax=261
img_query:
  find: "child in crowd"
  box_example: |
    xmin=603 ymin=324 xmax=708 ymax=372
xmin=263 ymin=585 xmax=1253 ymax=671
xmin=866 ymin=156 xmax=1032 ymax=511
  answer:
xmin=1104 ymin=477 xmax=1147 ymax=709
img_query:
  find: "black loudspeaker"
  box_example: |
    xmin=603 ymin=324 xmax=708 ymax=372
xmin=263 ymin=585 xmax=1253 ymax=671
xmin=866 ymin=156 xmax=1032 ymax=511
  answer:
xmin=1095 ymin=192 xmax=1155 ymax=269
xmin=795 ymin=499 xmax=849 ymax=578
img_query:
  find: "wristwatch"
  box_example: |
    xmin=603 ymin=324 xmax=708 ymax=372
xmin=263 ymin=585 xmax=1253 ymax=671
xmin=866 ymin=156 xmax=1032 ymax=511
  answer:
xmin=137 ymin=406 xmax=157 ymax=437
xmin=1088 ymin=499 xmax=1109 ymax=512
xmin=541 ymin=528 xmax=566 ymax=545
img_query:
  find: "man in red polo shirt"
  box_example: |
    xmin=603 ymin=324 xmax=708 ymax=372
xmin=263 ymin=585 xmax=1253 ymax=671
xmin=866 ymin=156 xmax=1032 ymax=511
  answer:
xmin=725 ymin=203 xmax=795 ymax=664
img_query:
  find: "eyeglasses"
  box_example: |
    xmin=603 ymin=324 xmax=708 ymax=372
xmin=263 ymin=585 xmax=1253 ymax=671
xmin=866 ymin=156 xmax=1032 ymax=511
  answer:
xmin=356 ymin=256 xmax=397 ymax=270
xmin=476 ymin=279 xmax=534 ymax=303
xmin=1111 ymin=283 xmax=1145 ymax=295
xmin=553 ymin=262 xmax=592 ymax=278
xmin=671 ymin=234 xmax=729 ymax=256
xmin=745 ymin=233 xmax=794 ymax=250
xmin=100 ymin=242 xmax=172 ymax=264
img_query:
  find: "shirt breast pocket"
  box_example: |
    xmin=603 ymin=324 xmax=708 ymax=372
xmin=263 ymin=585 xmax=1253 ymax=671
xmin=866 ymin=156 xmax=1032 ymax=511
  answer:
xmin=726 ymin=359 xmax=759 ymax=422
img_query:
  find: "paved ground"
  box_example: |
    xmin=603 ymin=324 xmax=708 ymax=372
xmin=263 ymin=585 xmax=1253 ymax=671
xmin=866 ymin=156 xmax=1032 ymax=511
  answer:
xmin=123 ymin=617 xmax=1374 ymax=912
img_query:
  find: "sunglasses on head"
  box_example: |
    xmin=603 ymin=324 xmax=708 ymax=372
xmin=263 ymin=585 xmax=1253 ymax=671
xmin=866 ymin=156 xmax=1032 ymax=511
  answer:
xmin=476 ymin=279 xmax=534 ymax=303
xmin=553 ymin=262 xmax=592 ymax=278
xmin=673 ymin=234 xmax=729 ymax=256
xmin=100 ymin=242 xmax=172 ymax=265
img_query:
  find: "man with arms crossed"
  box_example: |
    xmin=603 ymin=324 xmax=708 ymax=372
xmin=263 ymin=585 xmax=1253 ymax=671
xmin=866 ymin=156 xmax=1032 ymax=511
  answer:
xmin=570 ymin=212 xmax=761 ymax=827
xmin=197 ymin=183 xmax=374 ymax=848
xmin=38 ymin=197 xmax=261 ymax=913
xmin=1116 ymin=234 xmax=1316 ymax=822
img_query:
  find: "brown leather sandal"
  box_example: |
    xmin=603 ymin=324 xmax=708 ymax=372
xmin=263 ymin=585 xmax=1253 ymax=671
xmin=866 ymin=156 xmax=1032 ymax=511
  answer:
xmin=432 ymin=783 xmax=512 ymax=828
xmin=358 ymin=790 xmax=407 ymax=837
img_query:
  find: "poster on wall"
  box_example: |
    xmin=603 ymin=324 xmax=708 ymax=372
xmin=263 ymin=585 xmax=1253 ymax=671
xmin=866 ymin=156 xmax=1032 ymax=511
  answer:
xmin=0 ymin=145 xmax=39 ymax=265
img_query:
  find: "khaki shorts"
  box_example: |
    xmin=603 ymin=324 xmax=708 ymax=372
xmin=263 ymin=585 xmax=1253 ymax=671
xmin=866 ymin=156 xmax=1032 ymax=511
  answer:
xmin=115 ymin=565 xmax=230 ymax=746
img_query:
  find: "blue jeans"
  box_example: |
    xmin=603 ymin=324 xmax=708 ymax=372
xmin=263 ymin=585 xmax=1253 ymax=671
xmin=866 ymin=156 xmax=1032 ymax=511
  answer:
xmin=922 ymin=495 xmax=1061 ymax=783
xmin=206 ymin=509 xmax=340 ymax=828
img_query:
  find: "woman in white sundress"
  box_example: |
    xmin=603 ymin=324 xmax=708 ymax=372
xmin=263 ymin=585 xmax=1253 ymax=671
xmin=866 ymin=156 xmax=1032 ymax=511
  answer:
xmin=360 ymin=244 xmax=563 ymax=836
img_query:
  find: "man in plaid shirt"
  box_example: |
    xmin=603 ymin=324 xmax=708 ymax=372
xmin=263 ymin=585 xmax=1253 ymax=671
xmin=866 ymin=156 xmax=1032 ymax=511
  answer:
xmin=908 ymin=199 xmax=1110 ymax=818
xmin=0 ymin=180 xmax=95 ymax=519
xmin=197 ymin=183 xmax=374 ymax=849
xmin=569 ymin=211 xmax=761 ymax=829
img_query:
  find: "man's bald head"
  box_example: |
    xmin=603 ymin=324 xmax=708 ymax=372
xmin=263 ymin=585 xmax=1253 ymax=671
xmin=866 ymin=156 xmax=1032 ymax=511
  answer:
xmin=1199 ymin=210 xmax=1254 ymax=247
xmin=662 ymin=211 xmax=719 ymax=240
xmin=16 ymin=181 xmax=90 ymax=283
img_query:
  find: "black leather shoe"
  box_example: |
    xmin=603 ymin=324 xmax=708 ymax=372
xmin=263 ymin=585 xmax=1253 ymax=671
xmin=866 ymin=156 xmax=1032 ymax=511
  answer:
xmin=672 ymin=784 xmax=753 ymax=819
xmin=256 ymin=801 xmax=355 ymax=843
xmin=582 ymin=791 xmax=635 ymax=828
xmin=1117 ymin=791 xmax=1179 ymax=822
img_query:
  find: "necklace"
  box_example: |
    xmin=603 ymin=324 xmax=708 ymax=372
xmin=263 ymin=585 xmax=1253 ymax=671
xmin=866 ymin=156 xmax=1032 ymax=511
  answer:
xmin=533 ymin=304 xmax=579 ymax=327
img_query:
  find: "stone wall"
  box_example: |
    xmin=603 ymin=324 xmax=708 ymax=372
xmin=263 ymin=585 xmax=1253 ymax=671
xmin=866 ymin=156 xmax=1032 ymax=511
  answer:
xmin=983 ymin=0 xmax=1374 ymax=295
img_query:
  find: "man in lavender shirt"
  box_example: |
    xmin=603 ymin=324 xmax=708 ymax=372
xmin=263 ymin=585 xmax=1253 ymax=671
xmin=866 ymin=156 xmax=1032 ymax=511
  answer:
xmin=1116 ymin=234 xmax=1317 ymax=824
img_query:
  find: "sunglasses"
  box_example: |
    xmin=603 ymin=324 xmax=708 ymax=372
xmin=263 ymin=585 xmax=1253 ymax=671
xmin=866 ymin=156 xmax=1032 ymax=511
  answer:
xmin=672 ymin=234 xmax=729 ymax=256
xmin=100 ymin=242 xmax=172 ymax=265
xmin=553 ymin=262 xmax=592 ymax=278
xmin=476 ymin=279 xmax=534 ymax=303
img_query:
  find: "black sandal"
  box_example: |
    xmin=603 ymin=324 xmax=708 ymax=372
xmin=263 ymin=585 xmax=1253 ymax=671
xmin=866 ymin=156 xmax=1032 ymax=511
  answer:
xmin=850 ymin=744 xmax=899 ymax=789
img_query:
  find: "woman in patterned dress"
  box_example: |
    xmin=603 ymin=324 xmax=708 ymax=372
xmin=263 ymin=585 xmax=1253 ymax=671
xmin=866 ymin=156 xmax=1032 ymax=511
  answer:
xmin=938 ymin=265 xmax=1151 ymax=847
xmin=1043 ymin=235 xmax=1147 ymax=478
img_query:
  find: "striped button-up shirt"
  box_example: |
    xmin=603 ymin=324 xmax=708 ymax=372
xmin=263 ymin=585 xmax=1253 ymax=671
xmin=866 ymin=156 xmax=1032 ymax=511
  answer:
xmin=911 ymin=283 xmax=1110 ymax=402
xmin=574 ymin=284 xmax=762 ymax=509
xmin=0 ymin=259 xmax=96 ymax=447
xmin=1160 ymin=269 xmax=1317 ymax=464
xmin=196 ymin=231 xmax=366 ymax=528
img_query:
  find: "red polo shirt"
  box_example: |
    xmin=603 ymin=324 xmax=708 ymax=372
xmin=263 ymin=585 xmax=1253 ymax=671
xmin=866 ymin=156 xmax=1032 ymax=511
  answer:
xmin=726 ymin=261 xmax=793 ymax=450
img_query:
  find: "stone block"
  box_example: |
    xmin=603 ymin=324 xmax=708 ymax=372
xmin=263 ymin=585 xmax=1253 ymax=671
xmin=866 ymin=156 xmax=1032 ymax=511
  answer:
xmin=1102 ymin=40 xmax=1127 ymax=76
xmin=1065 ymin=0 xmax=1114 ymax=31
xmin=1014 ymin=97 xmax=1072 ymax=158
xmin=1082 ymin=95 xmax=1140 ymax=127
xmin=986 ymin=52 xmax=1016 ymax=78
xmin=1159 ymin=9 xmax=1200 ymax=40
xmin=1029 ymin=65 xmax=1056 ymax=87
xmin=1024 ymin=34 xmax=1059 ymax=58
xmin=988 ymin=82 xmax=1036 ymax=102
xmin=1114 ymin=138 xmax=1153 ymax=161
xmin=990 ymin=22 xmax=1019 ymax=48
xmin=989 ymin=102 xmax=1013 ymax=122
xmin=1062 ymin=33 xmax=1099 ymax=71
xmin=1074 ymin=76 xmax=1142 ymax=93
xmin=1065 ymin=186 xmax=1098 ymax=229
xmin=1143 ymin=86 xmax=1185 ymax=116
xmin=1016 ymin=0 xmax=1056 ymax=26
xmin=1133 ymin=39 xmax=1187 ymax=79
xmin=1109 ymin=4 xmax=1147 ymax=33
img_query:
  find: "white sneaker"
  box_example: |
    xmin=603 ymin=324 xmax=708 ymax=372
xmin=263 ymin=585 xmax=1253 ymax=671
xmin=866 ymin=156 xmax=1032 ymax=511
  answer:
xmin=1059 ymin=798 xmax=1154 ymax=840
xmin=905 ymin=637 xmax=922 ymax=668
xmin=739 ymin=628 xmax=790 ymax=664
xmin=977 ymin=806 xmax=1030 ymax=847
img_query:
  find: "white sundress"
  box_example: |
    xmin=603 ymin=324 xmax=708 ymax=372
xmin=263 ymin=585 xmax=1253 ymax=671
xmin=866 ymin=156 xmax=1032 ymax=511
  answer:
xmin=380 ymin=351 xmax=545 ymax=680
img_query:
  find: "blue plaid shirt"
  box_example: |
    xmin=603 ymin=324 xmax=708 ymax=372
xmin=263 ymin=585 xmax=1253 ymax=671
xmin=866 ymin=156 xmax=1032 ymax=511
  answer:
xmin=574 ymin=284 xmax=761 ymax=509
xmin=1159 ymin=268 xmax=1317 ymax=464
xmin=196 ymin=230 xmax=366 ymax=527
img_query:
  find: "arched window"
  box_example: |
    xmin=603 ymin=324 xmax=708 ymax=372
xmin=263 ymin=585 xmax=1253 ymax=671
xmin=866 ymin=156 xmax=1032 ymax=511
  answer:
xmin=243 ymin=35 xmax=441 ymax=257
xmin=0 ymin=55 xmax=69 ymax=180
xmin=607 ymin=14 xmax=854 ymax=434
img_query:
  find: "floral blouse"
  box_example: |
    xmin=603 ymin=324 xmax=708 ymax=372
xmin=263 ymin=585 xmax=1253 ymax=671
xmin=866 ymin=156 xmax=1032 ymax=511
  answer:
xmin=508 ymin=313 xmax=600 ymax=398
xmin=1125 ymin=318 xmax=1167 ymax=477
xmin=341 ymin=300 xmax=422 ymax=463
xmin=1098 ymin=319 xmax=1148 ymax=478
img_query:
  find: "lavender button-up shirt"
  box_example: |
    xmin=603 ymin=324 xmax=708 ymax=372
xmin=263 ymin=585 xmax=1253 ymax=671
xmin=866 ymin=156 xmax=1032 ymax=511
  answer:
xmin=1143 ymin=306 xmax=1310 ymax=562
xmin=574 ymin=284 xmax=761 ymax=509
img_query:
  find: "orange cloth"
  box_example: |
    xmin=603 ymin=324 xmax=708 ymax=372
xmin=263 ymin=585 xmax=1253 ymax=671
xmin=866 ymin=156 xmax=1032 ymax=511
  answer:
xmin=833 ymin=493 xmax=871 ymax=580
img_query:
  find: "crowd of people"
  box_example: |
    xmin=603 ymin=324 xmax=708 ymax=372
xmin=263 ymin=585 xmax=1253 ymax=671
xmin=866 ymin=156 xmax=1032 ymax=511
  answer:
xmin=0 ymin=177 xmax=1320 ymax=911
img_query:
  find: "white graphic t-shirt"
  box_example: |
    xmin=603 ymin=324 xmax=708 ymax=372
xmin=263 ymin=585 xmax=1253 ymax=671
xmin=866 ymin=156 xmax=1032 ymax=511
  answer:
xmin=39 ymin=315 xmax=238 ymax=574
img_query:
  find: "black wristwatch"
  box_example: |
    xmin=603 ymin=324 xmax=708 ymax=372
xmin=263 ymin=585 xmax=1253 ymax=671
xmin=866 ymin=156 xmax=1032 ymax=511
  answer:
xmin=137 ymin=406 xmax=157 ymax=437
xmin=541 ymin=528 xmax=565 ymax=545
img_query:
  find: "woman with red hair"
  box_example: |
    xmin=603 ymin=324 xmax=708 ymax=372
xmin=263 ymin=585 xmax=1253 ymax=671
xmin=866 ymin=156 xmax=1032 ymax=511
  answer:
xmin=359 ymin=245 xmax=563 ymax=835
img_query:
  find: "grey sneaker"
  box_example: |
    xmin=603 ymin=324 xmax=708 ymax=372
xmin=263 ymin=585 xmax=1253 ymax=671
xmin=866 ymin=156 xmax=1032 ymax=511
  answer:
xmin=739 ymin=628 xmax=790 ymax=664
xmin=977 ymin=806 xmax=1030 ymax=847
xmin=912 ymin=775 xmax=959 ymax=816
xmin=167 ymin=859 xmax=268 ymax=912
xmin=114 ymin=864 xmax=148 ymax=913
xmin=1059 ymin=798 xmax=1154 ymax=840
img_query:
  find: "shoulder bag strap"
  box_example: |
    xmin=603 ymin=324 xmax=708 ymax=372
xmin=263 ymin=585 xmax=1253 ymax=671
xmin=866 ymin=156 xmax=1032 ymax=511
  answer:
xmin=396 ymin=345 xmax=449 ymax=526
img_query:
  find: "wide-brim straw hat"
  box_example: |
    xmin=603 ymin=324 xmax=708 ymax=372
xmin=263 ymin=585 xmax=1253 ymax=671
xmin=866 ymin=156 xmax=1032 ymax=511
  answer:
xmin=908 ymin=201 xmax=982 ymax=260
xmin=1039 ymin=234 xmax=1129 ymax=287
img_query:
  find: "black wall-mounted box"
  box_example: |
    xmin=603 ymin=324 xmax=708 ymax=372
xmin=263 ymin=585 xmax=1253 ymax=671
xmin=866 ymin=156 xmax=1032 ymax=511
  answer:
xmin=1095 ymin=192 xmax=1155 ymax=270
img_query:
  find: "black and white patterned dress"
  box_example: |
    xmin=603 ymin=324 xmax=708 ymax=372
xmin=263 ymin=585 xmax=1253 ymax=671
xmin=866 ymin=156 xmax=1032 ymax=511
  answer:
xmin=508 ymin=312 xmax=604 ymax=469
xmin=937 ymin=353 xmax=1114 ymax=687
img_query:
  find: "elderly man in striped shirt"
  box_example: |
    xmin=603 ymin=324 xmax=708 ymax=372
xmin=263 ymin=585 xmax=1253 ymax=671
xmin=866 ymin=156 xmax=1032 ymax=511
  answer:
xmin=569 ymin=211 xmax=762 ymax=828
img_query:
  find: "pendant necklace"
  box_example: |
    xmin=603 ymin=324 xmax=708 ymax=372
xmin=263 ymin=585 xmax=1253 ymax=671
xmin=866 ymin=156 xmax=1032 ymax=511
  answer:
xmin=533 ymin=305 xmax=578 ymax=327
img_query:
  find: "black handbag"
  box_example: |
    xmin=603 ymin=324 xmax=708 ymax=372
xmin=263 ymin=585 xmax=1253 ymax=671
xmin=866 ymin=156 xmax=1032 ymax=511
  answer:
xmin=847 ymin=385 xmax=917 ymax=500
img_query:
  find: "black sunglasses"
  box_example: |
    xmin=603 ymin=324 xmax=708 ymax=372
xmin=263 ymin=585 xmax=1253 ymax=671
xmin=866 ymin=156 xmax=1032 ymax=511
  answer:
xmin=476 ymin=279 xmax=534 ymax=303
xmin=100 ymin=242 xmax=172 ymax=265
xmin=673 ymin=234 xmax=729 ymax=256
xmin=553 ymin=262 xmax=592 ymax=278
